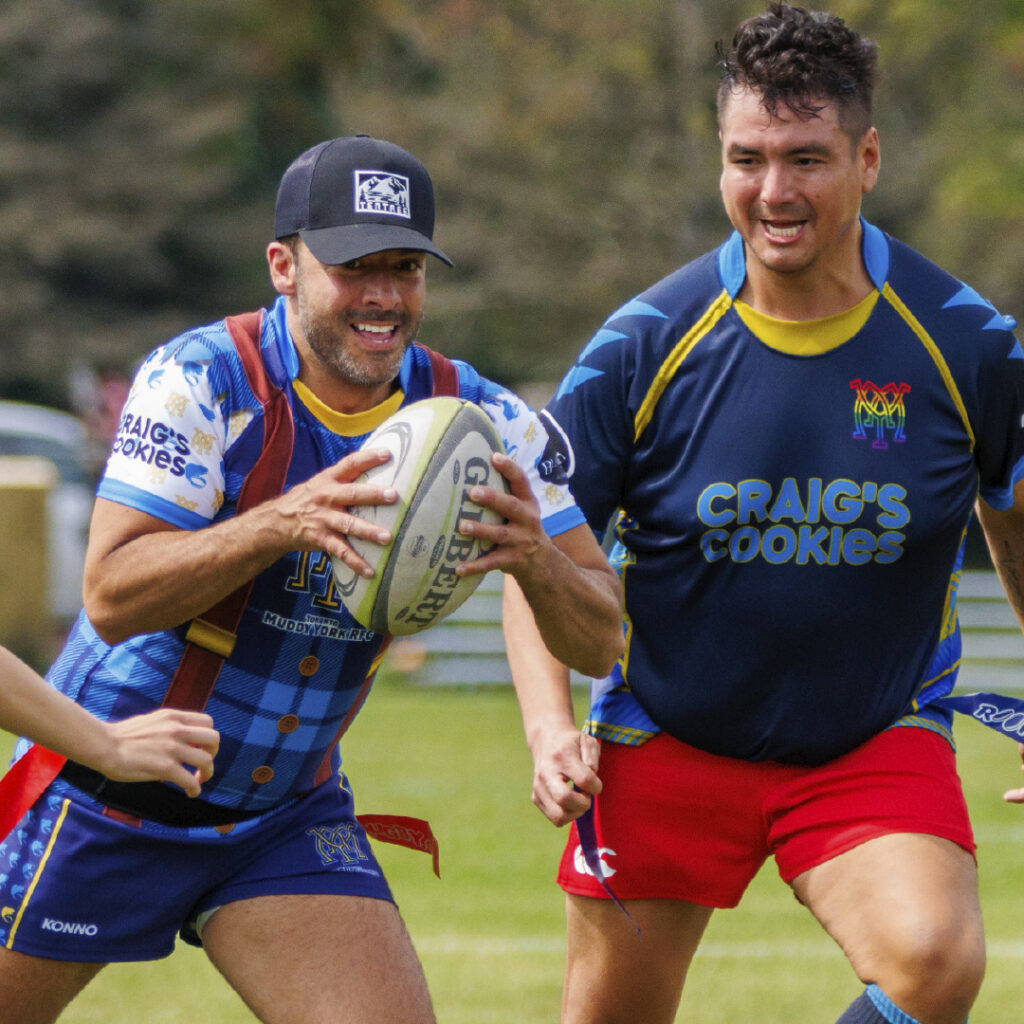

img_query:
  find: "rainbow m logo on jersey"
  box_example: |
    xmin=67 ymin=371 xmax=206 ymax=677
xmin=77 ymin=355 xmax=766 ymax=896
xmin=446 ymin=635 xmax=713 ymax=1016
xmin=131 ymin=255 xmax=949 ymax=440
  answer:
xmin=850 ymin=379 xmax=911 ymax=450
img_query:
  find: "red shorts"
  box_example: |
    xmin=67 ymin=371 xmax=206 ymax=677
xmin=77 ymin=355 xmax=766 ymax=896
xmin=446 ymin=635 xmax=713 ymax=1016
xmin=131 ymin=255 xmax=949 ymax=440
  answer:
xmin=557 ymin=726 xmax=975 ymax=908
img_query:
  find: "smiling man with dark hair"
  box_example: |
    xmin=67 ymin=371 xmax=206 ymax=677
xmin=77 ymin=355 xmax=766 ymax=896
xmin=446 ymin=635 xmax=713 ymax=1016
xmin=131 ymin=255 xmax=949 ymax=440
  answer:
xmin=506 ymin=6 xmax=1024 ymax=1023
xmin=0 ymin=134 xmax=622 ymax=1024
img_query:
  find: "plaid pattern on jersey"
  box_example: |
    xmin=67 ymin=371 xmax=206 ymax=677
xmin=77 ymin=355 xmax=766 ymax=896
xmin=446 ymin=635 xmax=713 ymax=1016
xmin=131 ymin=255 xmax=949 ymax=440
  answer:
xmin=44 ymin=297 xmax=582 ymax=828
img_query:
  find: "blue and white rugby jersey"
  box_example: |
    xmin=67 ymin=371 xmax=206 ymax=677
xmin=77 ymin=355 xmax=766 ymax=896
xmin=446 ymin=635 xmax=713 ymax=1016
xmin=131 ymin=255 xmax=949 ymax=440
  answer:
xmin=547 ymin=219 xmax=1024 ymax=765
xmin=43 ymin=296 xmax=584 ymax=823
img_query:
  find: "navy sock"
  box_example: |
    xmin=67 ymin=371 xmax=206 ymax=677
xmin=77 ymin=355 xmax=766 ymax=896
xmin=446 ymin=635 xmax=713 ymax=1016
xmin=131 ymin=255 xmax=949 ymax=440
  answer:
xmin=835 ymin=986 xmax=924 ymax=1024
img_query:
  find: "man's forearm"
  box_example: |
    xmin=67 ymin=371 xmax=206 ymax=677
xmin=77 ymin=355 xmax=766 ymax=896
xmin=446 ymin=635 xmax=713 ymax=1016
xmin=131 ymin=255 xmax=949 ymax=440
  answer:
xmin=503 ymin=578 xmax=604 ymax=825
xmin=84 ymin=499 xmax=290 ymax=643
xmin=510 ymin=532 xmax=623 ymax=679
xmin=504 ymin=576 xmax=578 ymax=743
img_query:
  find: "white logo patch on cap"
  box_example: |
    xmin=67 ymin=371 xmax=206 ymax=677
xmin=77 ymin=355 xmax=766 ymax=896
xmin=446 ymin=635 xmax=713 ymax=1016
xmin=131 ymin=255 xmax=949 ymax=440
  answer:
xmin=354 ymin=171 xmax=411 ymax=219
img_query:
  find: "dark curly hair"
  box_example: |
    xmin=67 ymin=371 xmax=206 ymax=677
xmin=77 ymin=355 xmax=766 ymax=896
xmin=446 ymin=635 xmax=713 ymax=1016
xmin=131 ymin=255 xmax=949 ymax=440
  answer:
xmin=717 ymin=2 xmax=878 ymax=141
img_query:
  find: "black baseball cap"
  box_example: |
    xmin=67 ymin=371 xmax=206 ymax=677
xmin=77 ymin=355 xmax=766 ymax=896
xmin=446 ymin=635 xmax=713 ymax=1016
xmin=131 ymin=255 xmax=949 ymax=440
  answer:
xmin=274 ymin=135 xmax=452 ymax=266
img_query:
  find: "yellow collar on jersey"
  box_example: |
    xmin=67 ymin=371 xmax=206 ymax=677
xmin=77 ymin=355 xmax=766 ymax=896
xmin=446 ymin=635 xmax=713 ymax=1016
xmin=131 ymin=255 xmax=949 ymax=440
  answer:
xmin=292 ymin=378 xmax=405 ymax=436
xmin=734 ymin=290 xmax=879 ymax=356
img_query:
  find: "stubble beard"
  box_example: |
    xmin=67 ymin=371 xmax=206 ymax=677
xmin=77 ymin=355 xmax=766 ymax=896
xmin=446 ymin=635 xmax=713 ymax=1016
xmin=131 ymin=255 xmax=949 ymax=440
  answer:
xmin=298 ymin=296 xmax=423 ymax=389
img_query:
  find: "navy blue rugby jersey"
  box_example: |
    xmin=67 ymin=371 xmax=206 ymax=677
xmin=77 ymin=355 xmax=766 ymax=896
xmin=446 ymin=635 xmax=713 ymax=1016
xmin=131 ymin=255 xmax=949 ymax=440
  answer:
xmin=546 ymin=219 xmax=1024 ymax=765
xmin=36 ymin=296 xmax=583 ymax=832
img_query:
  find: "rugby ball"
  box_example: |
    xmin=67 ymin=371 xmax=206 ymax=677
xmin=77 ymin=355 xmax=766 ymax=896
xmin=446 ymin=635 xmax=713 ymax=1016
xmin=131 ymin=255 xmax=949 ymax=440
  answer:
xmin=332 ymin=397 xmax=510 ymax=636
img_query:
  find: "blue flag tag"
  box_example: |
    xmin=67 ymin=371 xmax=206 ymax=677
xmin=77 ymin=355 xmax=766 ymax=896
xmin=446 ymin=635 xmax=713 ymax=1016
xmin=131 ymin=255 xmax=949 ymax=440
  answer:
xmin=576 ymin=805 xmax=639 ymax=933
xmin=941 ymin=691 xmax=1024 ymax=742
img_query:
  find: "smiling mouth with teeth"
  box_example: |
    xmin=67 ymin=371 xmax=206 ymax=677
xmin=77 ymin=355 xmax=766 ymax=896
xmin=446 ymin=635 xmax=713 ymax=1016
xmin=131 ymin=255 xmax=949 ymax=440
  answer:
xmin=763 ymin=222 xmax=803 ymax=238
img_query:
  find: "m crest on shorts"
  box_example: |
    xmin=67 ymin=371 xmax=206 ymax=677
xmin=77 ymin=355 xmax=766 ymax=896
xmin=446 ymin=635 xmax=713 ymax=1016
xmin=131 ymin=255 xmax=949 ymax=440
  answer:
xmin=354 ymin=171 xmax=411 ymax=219
xmin=307 ymin=823 xmax=370 ymax=867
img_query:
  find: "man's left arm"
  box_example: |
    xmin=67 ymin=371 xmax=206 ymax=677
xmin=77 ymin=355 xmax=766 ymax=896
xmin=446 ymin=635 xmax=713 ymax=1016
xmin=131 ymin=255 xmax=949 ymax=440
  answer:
xmin=975 ymin=490 xmax=1024 ymax=802
xmin=456 ymin=451 xmax=623 ymax=679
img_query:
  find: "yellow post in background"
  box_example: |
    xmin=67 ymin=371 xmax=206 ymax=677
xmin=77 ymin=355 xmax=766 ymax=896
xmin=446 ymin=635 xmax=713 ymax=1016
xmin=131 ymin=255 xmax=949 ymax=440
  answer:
xmin=0 ymin=457 xmax=56 ymax=661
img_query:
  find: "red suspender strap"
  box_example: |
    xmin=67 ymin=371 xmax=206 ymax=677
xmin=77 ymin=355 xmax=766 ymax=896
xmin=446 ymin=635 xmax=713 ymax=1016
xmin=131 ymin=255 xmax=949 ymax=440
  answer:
xmin=162 ymin=310 xmax=295 ymax=711
xmin=424 ymin=345 xmax=460 ymax=397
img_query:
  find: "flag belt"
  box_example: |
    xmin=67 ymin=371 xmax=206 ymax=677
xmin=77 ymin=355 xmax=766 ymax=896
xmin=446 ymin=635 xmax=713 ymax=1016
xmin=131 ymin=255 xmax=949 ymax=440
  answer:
xmin=0 ymin=753 xmax=440 ymax=877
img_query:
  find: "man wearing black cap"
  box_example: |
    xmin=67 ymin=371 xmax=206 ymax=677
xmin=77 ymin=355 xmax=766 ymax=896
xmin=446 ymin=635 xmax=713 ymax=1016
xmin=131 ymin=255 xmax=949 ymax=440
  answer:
xmin=0 ymin=136 xmax=623 ymax=1023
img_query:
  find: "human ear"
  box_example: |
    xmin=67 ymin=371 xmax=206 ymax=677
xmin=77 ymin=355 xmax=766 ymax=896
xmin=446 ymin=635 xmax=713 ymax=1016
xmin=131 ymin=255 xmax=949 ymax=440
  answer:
xmin=266 ymin=241 xmax=298 ymax=296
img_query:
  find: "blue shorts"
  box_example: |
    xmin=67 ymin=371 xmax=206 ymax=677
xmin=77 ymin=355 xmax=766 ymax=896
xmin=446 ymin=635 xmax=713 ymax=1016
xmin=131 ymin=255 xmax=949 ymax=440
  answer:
xmin=0 ymin=775 xmax=392 ymax=962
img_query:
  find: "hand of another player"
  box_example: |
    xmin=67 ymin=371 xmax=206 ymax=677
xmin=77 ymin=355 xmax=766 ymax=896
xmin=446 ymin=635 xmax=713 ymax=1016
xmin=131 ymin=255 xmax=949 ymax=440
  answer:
xmin=529 ymin=723 xmax=602 ymax=827
xmin=272 ymin=447 xmax=398 ymax=578
xmin=454 ymin=452 xmax=545 ymax=580
xmin=94 ymin=709 xmax=220 ymax=798
xmin=1003 ymin=742 xmax=1024 ymax=803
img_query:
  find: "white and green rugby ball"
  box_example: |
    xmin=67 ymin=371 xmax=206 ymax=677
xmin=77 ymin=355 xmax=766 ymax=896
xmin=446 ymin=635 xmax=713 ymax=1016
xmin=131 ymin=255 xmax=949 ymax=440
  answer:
xmin=333 ymin=396 xmax=510 ymax=636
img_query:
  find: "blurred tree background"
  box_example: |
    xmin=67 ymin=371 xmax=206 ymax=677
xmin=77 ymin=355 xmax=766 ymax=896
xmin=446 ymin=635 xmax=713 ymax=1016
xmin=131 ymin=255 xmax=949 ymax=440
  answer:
xmin=1 ymin=0 xmax=1022 ymax=404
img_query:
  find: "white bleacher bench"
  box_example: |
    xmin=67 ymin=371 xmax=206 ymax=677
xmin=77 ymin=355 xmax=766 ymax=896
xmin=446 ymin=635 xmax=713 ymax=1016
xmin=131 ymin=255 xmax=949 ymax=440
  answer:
xmin=392 ymin=569 xmax=1024 ymax=692
xmin=958 ymin=570 xmax=1024 ymax=692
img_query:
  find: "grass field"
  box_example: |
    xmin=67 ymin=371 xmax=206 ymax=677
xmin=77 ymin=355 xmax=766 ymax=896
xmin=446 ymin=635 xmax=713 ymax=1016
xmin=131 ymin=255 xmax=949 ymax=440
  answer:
xmin=2 ymin=679 xmax=1023 ymax=1023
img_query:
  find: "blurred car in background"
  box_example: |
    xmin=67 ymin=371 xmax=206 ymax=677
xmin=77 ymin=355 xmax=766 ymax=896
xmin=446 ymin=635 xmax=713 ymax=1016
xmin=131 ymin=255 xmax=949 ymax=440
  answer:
xmin=0 ymin=401 xmax=94 ymax=628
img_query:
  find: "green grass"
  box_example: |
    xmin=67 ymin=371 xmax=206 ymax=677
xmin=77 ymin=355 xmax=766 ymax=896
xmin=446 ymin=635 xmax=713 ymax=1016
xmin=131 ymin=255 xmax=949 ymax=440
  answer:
xmin=2 ymin=683 xmax=1023 ymax=1022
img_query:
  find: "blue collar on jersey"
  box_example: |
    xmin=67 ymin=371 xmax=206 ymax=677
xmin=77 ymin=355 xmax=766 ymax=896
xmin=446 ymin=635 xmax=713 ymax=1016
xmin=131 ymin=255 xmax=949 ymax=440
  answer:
xmin=717 ymin=216 xmax=890 ymax=298
xmin=266 ymin=296 xmax=300 ymax=385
